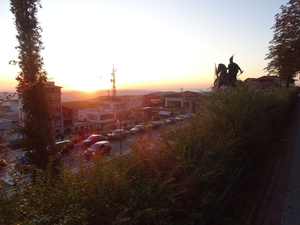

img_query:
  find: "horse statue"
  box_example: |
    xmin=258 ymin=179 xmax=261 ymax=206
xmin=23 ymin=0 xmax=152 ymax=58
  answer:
xmin=214 ymin=63 xmax=229 ymax=90
xmin=228 ymin=55 xmax=243 ymax=86
xmin=213 ymin=56 xmax=244 ymax=90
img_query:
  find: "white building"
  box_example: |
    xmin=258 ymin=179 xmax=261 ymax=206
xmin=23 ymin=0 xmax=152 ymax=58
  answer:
xmin=78 ymin=107 xmax=115 ymax=124
xmin=163 ymin=91 xmax=209 ymax=111
xmin=78 ymin=97 xmax=143 ymax=125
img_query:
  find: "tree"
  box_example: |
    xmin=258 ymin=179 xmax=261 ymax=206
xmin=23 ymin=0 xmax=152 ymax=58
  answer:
xmin=109 ymin=123 xmax=117 ymax=131
xmin=10 ymin=0 xmax=55 ymax=170
xmin=265 ymin=0 xmax=300 ymax=87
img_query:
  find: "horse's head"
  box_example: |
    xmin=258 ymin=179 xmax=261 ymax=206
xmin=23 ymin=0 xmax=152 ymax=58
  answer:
xmin=218 ymin=63 xmax=226 ymax=73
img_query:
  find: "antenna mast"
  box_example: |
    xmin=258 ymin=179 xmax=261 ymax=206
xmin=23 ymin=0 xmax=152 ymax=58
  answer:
xmin=99 ymin=76 xmax=102 ymax=99
xmin=111 ymin=64 xmax=116 ymax=99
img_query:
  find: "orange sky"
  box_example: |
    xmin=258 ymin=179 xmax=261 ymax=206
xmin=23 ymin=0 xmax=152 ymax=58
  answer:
xmin=0 ymin=0 xmax=294 ymax=92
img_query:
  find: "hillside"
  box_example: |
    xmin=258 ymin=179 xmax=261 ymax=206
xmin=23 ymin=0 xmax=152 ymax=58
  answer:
xmin=61 ymin=89 xmax=157 ymax=102
xmin=61 ymin=90 xmax=177 ymax=112
xmin=61 ymin=90 xmax=178 ymax=103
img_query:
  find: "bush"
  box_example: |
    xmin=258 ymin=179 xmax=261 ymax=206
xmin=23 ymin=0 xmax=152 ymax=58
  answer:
xmin=55 ymin=132 xmax=65 ymax=141
xmin=70 ymin=135 xmax=81 ymax=144
xmin=1 ymin=84 xmax=298 ymax=224
xmin=109 ymin=123 xmax=117 ymax=131
xmin=8 ymin=138 xmax=24 ymax=150
xmin=94 ymin=126 xmax=103 ymax=133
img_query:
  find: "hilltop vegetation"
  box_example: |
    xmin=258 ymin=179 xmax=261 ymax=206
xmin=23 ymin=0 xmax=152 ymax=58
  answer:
xmin=1 ymin=84 xmax=299 ymax=225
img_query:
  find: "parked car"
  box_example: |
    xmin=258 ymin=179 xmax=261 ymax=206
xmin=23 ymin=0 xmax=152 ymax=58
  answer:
xmin=107 ymin=129 xmax=128 ymax=139
xmin=146 ymin=121 xmax=161 ymax=130
xmin=129 ymin=125 xmax=146 ymax=134
xmin=55 ymin=140 xmax=75 ymax=152
xmin=84 ymin=141 xmax=112 ymax=158
xmin=82 ymin=134 xmax=107 ymax=147
xmin=165 ymin=117 xmax=176 ymax=125
xmin=186 ymin=113 xmax=194 ymax=118
xmin=175 ymin=115 xmax=186 ymax=122
xmin=156 ymin=120 xmax=165 ymax=125
xmin=21 ymin=139 xmax=72 ymax=165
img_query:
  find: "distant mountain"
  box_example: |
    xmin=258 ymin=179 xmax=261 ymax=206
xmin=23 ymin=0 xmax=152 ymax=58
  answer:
xmin=61 ymin=91 xmax=98 ymax=102
xmin=1 ymin=89 xmax=207 ymax=103
xmin=61 ymin=89 xmax=156 ymax=102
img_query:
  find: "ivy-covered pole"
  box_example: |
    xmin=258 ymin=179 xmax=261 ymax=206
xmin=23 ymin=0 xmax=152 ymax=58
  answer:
xmin=10 ymin=0 xmax=55 ymax=170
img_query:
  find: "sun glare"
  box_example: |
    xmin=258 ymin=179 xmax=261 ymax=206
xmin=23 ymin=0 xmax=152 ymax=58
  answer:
xmin=65 ymin=79 xmax=108 ymax=92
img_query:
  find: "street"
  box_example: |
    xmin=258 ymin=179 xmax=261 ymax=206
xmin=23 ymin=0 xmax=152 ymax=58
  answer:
xmin=0 ymin=119 xmax=187 ymax=190
xmin=0 ymin=120 xmax=180 ymax=170
xmin=61 ymin=122 xmax=169 ymax=167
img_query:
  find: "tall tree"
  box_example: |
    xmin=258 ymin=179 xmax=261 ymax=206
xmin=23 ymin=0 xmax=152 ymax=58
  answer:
xmin=10 ymin=0 xmax=55 ymax=170
xmin=265 ymin=0 xmax=300 ymax=87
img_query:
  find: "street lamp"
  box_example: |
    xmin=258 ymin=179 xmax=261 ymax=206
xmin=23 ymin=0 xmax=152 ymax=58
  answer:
xmin=117 ymin=119 xmax=123 ymax=154
xmin=111 ymin=111 xmax=116 ymax=122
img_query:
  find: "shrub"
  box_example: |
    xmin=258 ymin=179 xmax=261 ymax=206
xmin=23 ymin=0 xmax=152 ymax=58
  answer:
xmin=94 ymin=126 xmax=103 ymax=133
xmin=1 ymin=84 xmax=298 ymax=224
xmin=8 ymin=138 xmax=24 ymax=150
xmin=109 ymin=123 xmax=117 ymax=131
xmin=55 ymin=132 xmax=65 ymax=141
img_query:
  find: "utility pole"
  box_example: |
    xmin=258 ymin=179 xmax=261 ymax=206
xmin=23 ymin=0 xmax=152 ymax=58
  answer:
xmin=100 ymin=76 xmax=102 ymax=99
xmin=111 ymin=65 xmax=116 ymax=100
xmin=99 ymin=76 xmax=102 ymax=109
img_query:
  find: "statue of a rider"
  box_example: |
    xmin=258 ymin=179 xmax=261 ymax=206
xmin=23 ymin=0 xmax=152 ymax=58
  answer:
xmin=216 ymin=63 xmax=229 ymax=90
xmin=227 ymin=55 xmax=243 ymax=86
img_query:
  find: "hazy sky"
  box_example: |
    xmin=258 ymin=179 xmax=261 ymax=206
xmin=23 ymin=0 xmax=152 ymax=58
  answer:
xmin=0 ymin=0 xmax=290 ymax=92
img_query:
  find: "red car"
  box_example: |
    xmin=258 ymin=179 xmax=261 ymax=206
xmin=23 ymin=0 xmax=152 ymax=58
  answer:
xmin=82 ymin=134 xmax=107 ymax=147
xmin=84 ymin=141 xmax=112 ymax=158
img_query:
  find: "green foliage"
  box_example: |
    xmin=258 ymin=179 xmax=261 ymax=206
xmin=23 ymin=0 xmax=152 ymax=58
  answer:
xmin=122 ymin=121 xmax=128 ymax=128
xmin=109 ymin=123 xmax=117 ymax=131
xmin=8 ymin=138 xmax=24 ymax=150
xmin=1 ymin=84 xmax=298 ymax=224
xmin=55 ymin=132 xmax=65 ymax=140
xmin=265 ymin=0 xmax=300 ymax=85
xmin=93 ymin=125 xmax=103 ymax=133
xmin=0 ymin=92 xmax=16 ymax=107
xmin=70 ymin=134 xmax=81 ymax=143
xmin=10 ymin=0 xmax=55 ymax=170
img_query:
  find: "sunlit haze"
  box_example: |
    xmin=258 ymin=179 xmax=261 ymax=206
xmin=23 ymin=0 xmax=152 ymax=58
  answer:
xmin=0 ymin=0 xmax=291 ymax=92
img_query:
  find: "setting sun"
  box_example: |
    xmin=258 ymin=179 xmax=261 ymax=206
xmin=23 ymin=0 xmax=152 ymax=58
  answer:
xmin=1 ymin=0 xmax=293 ymax=92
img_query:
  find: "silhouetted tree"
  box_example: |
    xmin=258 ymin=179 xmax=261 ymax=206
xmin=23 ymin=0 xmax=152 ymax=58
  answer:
xmin=10 ymin=0 xmax=55 ymax=170
xmin=265 ymin=0 xmax=300 ymax=88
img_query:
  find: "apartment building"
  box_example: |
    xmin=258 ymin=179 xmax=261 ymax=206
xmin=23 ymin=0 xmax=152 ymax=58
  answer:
xmin=78 ymin=97 xmax=143 ymax=125
xmin=45 ymin=82 xmax=64 ymax=131
xmin=13 ymin=81 xmax=80 ymax=136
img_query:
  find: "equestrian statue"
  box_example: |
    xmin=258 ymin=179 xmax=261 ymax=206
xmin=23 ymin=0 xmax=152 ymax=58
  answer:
xmin=214 ymin=55 xmax=243 ymax=90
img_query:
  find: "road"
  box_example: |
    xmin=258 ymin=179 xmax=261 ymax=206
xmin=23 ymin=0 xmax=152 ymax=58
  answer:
xmin=60 ymin=123 xmax=170 ymax=167
xmin=1 ymin=120 xmax=180 ymax=169
xmin=0 ymin=120 xmax=188 ymax=190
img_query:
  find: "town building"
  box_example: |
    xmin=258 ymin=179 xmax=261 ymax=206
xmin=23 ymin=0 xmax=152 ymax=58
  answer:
xmin=8 ymin=81 xmax=94 ymax=137
xmin=244 ymin=76 xmax=296 ymax=90
xmin=163 ymin=91 xmax=208 ymax=111
xmin=77 ymin=97 xmax=143 ymax=125
xmin=2 ymin=82 xmax=210 ymax=139
xmin=131 ymin=91 xmax=209 ymax=121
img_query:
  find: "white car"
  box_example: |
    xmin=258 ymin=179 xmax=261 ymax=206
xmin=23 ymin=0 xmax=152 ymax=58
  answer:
xmin=129 ymin=125 xmax=145 ymax=134
xmin=107 ymin=129 xmax=128 ymax=139
xmin=175 ymin=115 xmax=186 ymax=121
